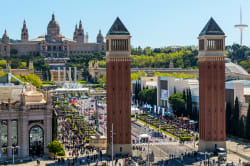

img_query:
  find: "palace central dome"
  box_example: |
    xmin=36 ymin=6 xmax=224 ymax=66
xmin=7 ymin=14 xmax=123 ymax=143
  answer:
xmin=47 ymin=13 xmax=60 ymax=36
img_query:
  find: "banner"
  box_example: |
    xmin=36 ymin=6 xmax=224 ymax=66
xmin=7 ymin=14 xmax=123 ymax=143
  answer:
xmin=162 ymin=108 xmax=165 ymax=116
xmin=161 ymin=89 xmax=168 ymax=100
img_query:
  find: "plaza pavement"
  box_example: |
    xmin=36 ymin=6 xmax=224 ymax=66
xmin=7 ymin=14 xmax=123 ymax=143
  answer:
xmin=134 ymin=119 xmax=250 ymax=165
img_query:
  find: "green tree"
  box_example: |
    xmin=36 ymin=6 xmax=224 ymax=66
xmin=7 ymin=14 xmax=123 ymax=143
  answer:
xmin=174 ymin=87 xmax=176 ymax=94
xmin=239 ymin=116 xmax=245 ymax=138
xmin=0 ymin=60 xmax=7 ymax=69
xmin=10 ymin=59 xmax=21 ymax=69
xmin=18 ymin=62 xmax=26 ymax=69
xmin=47 ymin=140 xmax=65 ymax=157
xmin=16 ymin=74 xmax=42 ymax=87
xmin=226 ymin=102 xmax=233 ymax=135
xmin=131 ymin=48 xmax=198 ymax=69
xmin=134 ymin=80 xmax=141 ymax=103
xmin=183 ymin=89 xmax=187 ymax=113
xmin=186 ymin=89 xmax=192 ymax=118
xmin=0 ymin=71 xmax=7 ymax=77
xmin=52 ymin=110 xmax=58 ymax=141
xmin=168 ymin=93 xmax=185 ymax=116
xmin=97 ymin=74 xmax=106 ymax=88
xmin=97 ymin=60 xmax=106 ymax=68
xmin=193 ymin=106 xmax=199 ymax=121
xmin=239 ymin=60 xmax=250 ymax=69
xmin=232 ymin=97 xmax=240 ymax=136
xmin=246 ymin=103 xmax=250 ymax=140
xmin=138 ymin=88 xmax=157 ymax=106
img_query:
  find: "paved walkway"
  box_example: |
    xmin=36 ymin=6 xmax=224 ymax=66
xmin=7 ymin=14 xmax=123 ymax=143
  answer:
xmin=226 ymin=138 xmax=250 ymax=161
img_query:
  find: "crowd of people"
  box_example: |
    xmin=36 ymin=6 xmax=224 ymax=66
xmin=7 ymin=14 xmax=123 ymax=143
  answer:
xmin=57 ymin=118 xmax=108 ymax=165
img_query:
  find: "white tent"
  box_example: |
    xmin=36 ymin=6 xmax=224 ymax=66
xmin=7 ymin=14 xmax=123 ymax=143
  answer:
xmin=138 ymin=134 xmax=151 ymax=143
xmin=131 ymin=106 xmax=140 ymax=114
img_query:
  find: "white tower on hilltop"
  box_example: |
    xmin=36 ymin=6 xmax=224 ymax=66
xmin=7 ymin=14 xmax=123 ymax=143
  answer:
xmin=235 ymin=6 xmax=248 ymax=46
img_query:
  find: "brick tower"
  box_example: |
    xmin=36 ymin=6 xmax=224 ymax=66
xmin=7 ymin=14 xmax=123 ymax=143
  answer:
xmin=198 ymin=17 xmax=226 ymax=152
xmin=106 ymin=17 xmax=132 ymax=156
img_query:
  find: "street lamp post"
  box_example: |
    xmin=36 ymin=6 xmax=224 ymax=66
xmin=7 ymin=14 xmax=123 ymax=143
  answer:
xmin=147 ymin=139 xmax=150 ymax=166
xmin=12 ymin=146 xmax=15 ymax=166
xmin=111 ymin=123 xmax=114 ymax=166
xmin=205 ymin=152 xmax=207 ymax=163
xmin=8 ymin=145 xmax=19 ymax=166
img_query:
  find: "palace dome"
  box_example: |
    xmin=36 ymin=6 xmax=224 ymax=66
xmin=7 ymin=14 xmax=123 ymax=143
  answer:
xmin=47 ymin=14 xmax=60 ymax=36
xmin=2 ymin=30 xmax=9 ymax=43
xmin=225 ymin=58 xmax=248 ymax=75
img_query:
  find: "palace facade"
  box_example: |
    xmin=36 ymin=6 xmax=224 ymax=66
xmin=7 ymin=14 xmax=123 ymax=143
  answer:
xmin=0 ymin=14 xmax=105 ymax=57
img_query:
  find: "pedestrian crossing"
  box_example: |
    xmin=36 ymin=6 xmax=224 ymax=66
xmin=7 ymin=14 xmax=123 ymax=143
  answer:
xmin=133 ymin=142 xmax=180 ymax=146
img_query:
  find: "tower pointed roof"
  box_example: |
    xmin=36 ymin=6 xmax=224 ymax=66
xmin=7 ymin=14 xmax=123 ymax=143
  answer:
xmin=107 ymin=17 xmax=130 ymax=36
xmin=22 ymin=19 xmax=27 ymax=30
xmin=199 ymin=17 xmax=225 ymax=36
xmin=3 ymin=29 xmax=9 ymax=38
xmin=98 ymin=29 xmax=103 ymax=37
xmin=2 ymin=29 xmax=9 ymax=43
xmin=79 ymin=20 xmax=83 ymax=30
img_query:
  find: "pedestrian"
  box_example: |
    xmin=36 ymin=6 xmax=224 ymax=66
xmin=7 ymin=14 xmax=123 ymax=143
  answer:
xmin=67 ymin=158 xmax=70 ymax=166
xmin=165 ymin=160 xmax=168 ymax=166
xmin=37 ymin=159 xmax=40 ymax=166
xmin=115 ymin=159 xmax=118 ymax=165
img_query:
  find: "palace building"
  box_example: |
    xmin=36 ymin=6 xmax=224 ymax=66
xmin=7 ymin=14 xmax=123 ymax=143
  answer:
xmin=0 ymin=14 xmax=105 ymax=58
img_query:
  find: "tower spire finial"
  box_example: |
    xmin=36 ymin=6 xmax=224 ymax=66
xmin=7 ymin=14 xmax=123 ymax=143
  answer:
xmin=52 ymin=12 xmax=55 ymax=20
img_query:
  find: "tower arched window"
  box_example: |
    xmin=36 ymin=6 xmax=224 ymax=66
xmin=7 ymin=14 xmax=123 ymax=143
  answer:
xmin=199 ymin=39 xmax=204 ymax=51
xmin=207 ymin=39 xmax=224 ymax=50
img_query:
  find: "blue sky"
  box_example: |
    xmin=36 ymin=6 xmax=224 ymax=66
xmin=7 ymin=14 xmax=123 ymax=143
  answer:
xmin=0 ymin=0 xmax=249 ymax=48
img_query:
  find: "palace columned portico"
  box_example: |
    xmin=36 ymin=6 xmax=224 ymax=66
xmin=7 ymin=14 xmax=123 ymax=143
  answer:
xmin=0 ymin=76 xmax=52 ymax=159
xmin=0 ymin=102 xmax=52 ymax=159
